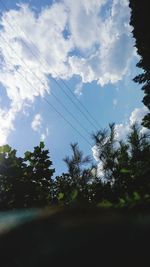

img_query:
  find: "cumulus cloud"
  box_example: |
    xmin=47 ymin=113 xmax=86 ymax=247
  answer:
xmin=0 ymin=106 xmax=17 ymax=146
xmin=31 ymin=114 xmax=49 ymax=141
xmin=64 ymin=0 xmax=107 ymax=50
xmin=115 ymin=106 xmax=149 ymax=140
xmin=0 ymin=0 xmax=136 ymax=143
xmin=31 ymin=113 xmax=42 ymax=132
xmin=129 ymin=107 xmax=148 ymax=125
xmin=67 ymin=0 xmax=135 ymax=84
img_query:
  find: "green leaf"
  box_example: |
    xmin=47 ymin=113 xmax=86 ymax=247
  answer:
xmin=24 ymin=152 xmax=30 ymax=157
xmin=119 ymin=198 xmax=126 ymax=205
xmin=133 ymin=192 xmax=140 ymax=201
xmin=0 ymin=145 xmax=11 ymax=153
xmin=40 ymin=142 xmax=45 ymax=149
xmin=58 ymin=192 xmax=64 ymax=201
xmin=97 ymin=200 xmax=113 ymax=209
xmin=70 ymin=189 xmax=78 ymax=201
xmin=120 ymin=168 xmax=131 ymax=174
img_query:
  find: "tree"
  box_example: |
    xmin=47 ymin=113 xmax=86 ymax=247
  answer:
xmin=129 ymin=0 xmax=150 ymax=128
xmin=92 ymin=123 xmax=150 ymax=201
xmin=92 ymin=123 xmax=117 ymax=183
xmin=112 ymin=141 xmax=131 ymax=199
xmin=0 ymin=145 xmax=26 ymax=209
xmin=0 ymin=142 xmax=55 ymax=209
xmin=54 ymin=143 xmax=94 ymax=205
xmin=127 ymin=124 xmax=150 ymax=195
xmin=24 ymin=142 xmax=55 ymax=207
xmin=53 ymin=173 xmax=75 ymax=205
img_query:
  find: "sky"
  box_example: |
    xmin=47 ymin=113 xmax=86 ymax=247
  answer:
xmin=0 ymin=0 xmax=148 ymax=176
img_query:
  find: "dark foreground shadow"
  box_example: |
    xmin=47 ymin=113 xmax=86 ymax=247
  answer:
xmin=0 ymin=208 xmax=150 ymax=267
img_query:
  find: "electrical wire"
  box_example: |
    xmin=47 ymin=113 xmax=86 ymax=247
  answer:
xmin=0 ymin=0 xmax=102 ymax=131
xmin=0 ymin=34 xmax=93 ymax=147
xmin=0 ymin=32 xmax=91 ymax=137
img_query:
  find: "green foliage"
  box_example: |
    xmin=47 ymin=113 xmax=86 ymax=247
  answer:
xmin=92 ymin=123 xmax=150 ymax=203
xmin=53 ymin=174 xmax=73 ymax=205
xmin=120 ymin=169 xmax=131 ymax=174
xmin=142 ymin=113 xmax=150 ymax=128
xmin=0 ymin=146 xmax=26 ymax=209
xmin=92 ymin=123 xmax=117 ymax=182
xmin=58 ymin=192 xmax=64 ymax=201
xmin=0 ymin=144 xmax=12 ymax=153
xmin=97 ymin=200 xmax=113 ymax=209
xmin=53 ymin=143 xmax=96 ymax=205
xmin=0 ymin=122 xmax=150 ymax=211
xmin=0 ymin=142 xmax=55 ymax=209
xmin=129 ymin=0 xmax=150 ymax=128
xmin=23 ymin=142 xmax=55 ymax=207
xmin=116 ymin=192 xmax=150 ymax=210
xmin=70 ymin=189 xmax=78 ymax=202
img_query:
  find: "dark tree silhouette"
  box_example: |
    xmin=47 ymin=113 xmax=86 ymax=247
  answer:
xmin=92 ymin=123 xmax=117 ymax=182
xmin=92 ymin=123 xmax=150 ymax=201
xmin=127 ymin=124 xmax=150 ymax=195
xmin=129 ymin=0 xmax=150 ymax=128
xmin=0 ymin=142 xmax=55 ymax=209
xmin=54 ymin=143 xmax=95 ymax=205
xmin=24 ymin=142 xmax=55 ymax=207
xmin=53 ymin=173 xmax=75 ymax=205
xmin=0 ymin=124 xmax=150 ymax=210
xmin=0 ymin=145 xmax=26 ymax=209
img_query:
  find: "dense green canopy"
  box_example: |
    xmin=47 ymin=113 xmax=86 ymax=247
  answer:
xmin=0 ymin=124 xmax=150 ymax=210
xmin=129 ymin=0 xmax=150 ymax=128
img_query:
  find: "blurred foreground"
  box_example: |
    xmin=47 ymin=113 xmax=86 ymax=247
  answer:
xmin=0 ymin=207 xmax=150 ymax=267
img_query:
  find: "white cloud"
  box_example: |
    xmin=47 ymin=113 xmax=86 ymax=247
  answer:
xmin=74 ymin=82 xmax=83 ymax=96
xmin=0 ymin=106 xmax=17 ymax=145
xmin=67 ymin=0 xmax=135 ymax=85
xmin=40 ymin=127 xmax=49 ymax=142
xmin=115 ymin=106 xmax=149 ymax=140
xmin=92 ymin=145 xmax=105 ymax=178
xmin=129 ymin=107 xmax=148 ymax=125
xmin=0 ymin=0 xmax=136 ymax=142
xmin=115 ymin=123 xmax=130 ymax=141
xmin=92 ymin=144 xmax=100 ymax=162
xmin=31 ymin=113 xmax=42 ymax=132
xmin=64 ymin=0 xmax=107 ymax=50
xmin=92 ymin=106 xmax=149 ymax=147
xmin=31 ymin=114 xmax=49 ymax=141
xmin=0 ymin=0 xmax=135 ymax=85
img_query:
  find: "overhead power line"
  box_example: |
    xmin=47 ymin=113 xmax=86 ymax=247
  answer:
xmin=0 ymin=34 xmax=93 ymax=148
xmin=0 ymin=33 xmax=91 ymax=138
xmin=0 ymin=0 xmax=102 ymax=131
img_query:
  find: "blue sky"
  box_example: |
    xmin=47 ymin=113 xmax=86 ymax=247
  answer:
xmin=0 ymin=0 xmax=148 ymax=175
